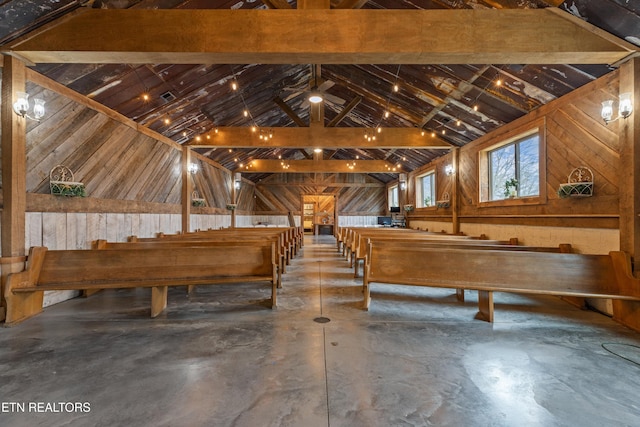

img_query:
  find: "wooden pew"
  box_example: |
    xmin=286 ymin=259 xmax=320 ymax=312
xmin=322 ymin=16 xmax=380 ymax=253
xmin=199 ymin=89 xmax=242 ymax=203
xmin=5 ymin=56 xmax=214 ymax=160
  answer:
xmin=347 ymin=228 xmax=495 ymax=277
xmin=135 ymin=227 xmax=296 ymax=273
xmin=363 ymin=241 xmax=640 ymax=322
xmin=4 ymin=240 xmax=278 ymax=326
xmin=94 ymin=238 xmax=284 ymax=289
xmin=355 ymin=235 xmax=571 ymax=279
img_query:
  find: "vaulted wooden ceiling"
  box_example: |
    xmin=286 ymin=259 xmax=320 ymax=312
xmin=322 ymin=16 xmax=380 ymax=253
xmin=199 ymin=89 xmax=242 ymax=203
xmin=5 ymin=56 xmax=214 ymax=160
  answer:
xmin=1 ymin=0 xmax=638 ymax=183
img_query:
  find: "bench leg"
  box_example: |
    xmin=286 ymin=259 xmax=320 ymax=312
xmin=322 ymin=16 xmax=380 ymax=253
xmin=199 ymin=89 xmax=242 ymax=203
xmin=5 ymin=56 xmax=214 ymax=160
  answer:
xmin=363 ymin=283 xmax=371 ymax=310
xmin=456 ymin=289 xmax=465 ymax=302
xmin=476 ymin=290 xmax=494 ymax=322
xmin=186 ymin=285 xmax=195 ymax=295
xmin=271 ymin=279 xmax=277 ymax=309
xmin=4 ymin=290 xmax=44 ymax=327
xmin=150 ymin=286 xmax=168 ymax=318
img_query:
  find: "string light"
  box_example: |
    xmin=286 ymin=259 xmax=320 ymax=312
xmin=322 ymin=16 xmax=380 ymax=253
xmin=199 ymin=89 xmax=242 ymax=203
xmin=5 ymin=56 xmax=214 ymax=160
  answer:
xmin=231 ymin=80 xmax=238 ymax=91
xmin=384 ymin=111 xmax=390 ymax=119
xmin=243 ymin=109 xmax=249 ymax=117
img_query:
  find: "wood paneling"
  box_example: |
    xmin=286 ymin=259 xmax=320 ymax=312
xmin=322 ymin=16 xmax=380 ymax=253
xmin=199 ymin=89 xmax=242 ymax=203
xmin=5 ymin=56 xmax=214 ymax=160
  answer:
xmin=25 ymin=83 xmax=183 ymax=204
xmin=255 ymin=173 xmax=385 ymax=214
xmin=411 ymin=70 xmax=624 ymax=229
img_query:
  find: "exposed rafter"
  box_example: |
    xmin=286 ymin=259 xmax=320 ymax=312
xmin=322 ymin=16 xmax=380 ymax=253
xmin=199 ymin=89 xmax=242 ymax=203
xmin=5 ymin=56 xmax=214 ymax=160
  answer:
xmin=3 ymin=9 xmax=635 ymax=65
xmin=236 ymin=159 xmax=401 ymax=173
xmin=186 ymin=126 xmax=452 ymax=149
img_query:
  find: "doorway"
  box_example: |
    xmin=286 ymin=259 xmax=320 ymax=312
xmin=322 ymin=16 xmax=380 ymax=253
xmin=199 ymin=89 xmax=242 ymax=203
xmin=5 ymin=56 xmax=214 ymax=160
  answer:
xmin=301 ymin=194 xmax=336 ymax=235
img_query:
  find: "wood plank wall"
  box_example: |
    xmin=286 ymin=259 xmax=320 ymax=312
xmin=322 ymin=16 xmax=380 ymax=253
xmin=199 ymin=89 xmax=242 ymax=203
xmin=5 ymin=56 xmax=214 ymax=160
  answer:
xmin=254 ymin=172 xmax=385 ymax=216
xmin=408 ymin=70 xmax=621 ymax=231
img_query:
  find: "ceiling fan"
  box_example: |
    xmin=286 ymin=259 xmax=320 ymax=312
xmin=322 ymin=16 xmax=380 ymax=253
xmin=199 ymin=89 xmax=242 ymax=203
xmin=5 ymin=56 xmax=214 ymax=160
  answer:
xmin=282 ymin=65 xmax=346 ymax=108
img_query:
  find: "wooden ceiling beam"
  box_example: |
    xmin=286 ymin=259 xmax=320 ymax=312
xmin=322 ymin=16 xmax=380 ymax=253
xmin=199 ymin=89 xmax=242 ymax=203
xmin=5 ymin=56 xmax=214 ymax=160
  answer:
xmin=327 ymin=95 xmax=362 ymax=127
xmin=237 ymin=159 xmax=401 ymax=173
xmin=186 ymin=126 xmax=452 ymax=149
xmin=4 ymin=9 xmax=635 ymax=65
xmin=273 ymin=96 xmax=307 ymax=127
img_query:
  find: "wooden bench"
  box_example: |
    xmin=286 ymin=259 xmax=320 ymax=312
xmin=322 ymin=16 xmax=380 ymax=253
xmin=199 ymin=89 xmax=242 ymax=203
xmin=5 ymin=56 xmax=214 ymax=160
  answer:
xmin=355 ymin=236 xmax=571 ymax=279
xmin=363 ymin=241 xmax=640 ymax=322
xmin=4 ymin=240 xmax=278 ymax=326
xmin=347 ymin=228 xmax=502 ymax=277
xmin=133 ymin=228 xmax=295 ymax=273
xmin=94 ymin=238 xmax=284 ymax=289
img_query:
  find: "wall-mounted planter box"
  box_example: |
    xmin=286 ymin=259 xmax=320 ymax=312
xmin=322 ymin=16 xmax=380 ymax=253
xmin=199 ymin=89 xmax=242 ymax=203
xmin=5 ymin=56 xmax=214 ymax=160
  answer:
xmin=557 ymin=182 xmax=593 ymax=198
xmin=436 ymin=192 xmax=450 ymax=209
xmin=50 ymin=181 xmax=86 ymax=197
xmin=49 ymin=165 xmax=86 ymax=197
xmin=404 ymin=204 xmax=414 ymax=212
xmin=226 ymin=203 xmax=237 ymax=211
xmin=557 ymin=166 xmax=593 ymax=199
xmin=191 ymin=190 xmax=207 ymax=207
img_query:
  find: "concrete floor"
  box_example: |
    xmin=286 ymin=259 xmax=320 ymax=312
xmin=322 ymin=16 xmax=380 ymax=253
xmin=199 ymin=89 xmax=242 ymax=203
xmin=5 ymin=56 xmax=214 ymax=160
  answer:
xmin=1 ymin=235 xmax=640 ymax=426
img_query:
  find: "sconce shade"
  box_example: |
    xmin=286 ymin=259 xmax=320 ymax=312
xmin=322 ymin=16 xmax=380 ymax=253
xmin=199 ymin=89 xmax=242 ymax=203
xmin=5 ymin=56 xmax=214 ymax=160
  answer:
xmin=13 ymin=92 xmax=30 ymax=116
xmin=601 ymin=100 xmax=614 ymax=123
xmin=32 ymin=99 xmax=46 ymax=120
xmin=188 ymin=163 xmax=198 ymax=174
xmin=234 ymin=172 xmax=241 ymax=189
xmin=445 ymin=164 xmax=455 ymax=176
xmin=619 ymin=92 xmax=633 ymax=118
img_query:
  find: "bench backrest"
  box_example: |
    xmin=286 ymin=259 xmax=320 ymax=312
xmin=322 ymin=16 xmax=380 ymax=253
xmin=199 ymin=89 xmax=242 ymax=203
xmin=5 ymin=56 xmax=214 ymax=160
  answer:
xmin=365 ymin=242 xmax=640 ymax=299
xmin=36 ymin=241 xmax=276 ymax=287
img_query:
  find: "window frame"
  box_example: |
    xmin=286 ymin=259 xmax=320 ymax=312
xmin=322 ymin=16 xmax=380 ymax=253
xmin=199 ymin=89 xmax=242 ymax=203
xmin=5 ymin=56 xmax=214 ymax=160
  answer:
xmin=388 ymin=184 xmax=399 ymax=210
xmin=478 ymin=119 xmax=546 ymax=207
xmin=415 ymin=169 xmax=437 ymax=208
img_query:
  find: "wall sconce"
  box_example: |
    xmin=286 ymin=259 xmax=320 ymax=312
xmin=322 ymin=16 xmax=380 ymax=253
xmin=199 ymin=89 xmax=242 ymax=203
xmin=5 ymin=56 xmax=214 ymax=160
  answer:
xmin=445 ymin=164 xmax=455 ymax=176
xmin=399 ymin=173 xmax=407 ymax=190
xmin=13 ymin=91 xmax=46 ymax=121
xmin=602 ymin=92 xmax=633 ymax=124
xmin=234 ymin=172 xmax=242 ymax=190
xmin=188 ymin=163 xmax=199 ymax=174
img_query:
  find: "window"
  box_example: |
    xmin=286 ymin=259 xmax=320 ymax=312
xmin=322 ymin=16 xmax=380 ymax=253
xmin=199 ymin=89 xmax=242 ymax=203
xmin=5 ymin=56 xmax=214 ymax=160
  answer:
xmin=388 ymin=185 xmax=399 ymax=210
xmin=487 ymin=132 xmax=540 ymax=201
xmin=416 ymin=170 xmax=436 ymax=207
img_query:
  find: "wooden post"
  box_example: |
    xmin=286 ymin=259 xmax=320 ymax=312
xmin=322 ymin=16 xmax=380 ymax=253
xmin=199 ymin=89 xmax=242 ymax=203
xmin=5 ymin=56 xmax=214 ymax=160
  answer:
xmin=181 ymin=146 xmax=191 ymax=233
xmin=231 ymin=172 xmax=237 ymax=229
xmin=451 ymin=148 xmax=460 ymax=234
xmin=615 ymin=57 xmax=640 ymax=331
xmin=1 ymin=56 xmax=29 ymax=321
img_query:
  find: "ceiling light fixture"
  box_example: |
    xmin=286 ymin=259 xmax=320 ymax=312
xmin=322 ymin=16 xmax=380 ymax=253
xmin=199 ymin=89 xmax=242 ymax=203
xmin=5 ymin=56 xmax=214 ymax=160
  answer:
xmin=308 ymin=91 xmax=323 ymax=104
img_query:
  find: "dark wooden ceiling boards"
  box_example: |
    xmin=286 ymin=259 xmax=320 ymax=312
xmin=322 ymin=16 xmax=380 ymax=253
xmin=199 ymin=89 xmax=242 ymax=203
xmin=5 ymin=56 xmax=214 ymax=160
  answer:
xmin=1 ymin=0 xmax=637 ymax=184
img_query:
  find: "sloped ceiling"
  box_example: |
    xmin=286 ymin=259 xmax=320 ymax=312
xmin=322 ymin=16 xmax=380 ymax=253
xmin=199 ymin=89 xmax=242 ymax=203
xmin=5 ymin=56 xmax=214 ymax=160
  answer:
xmin=0 ymin=0 xmax=637 ymax=184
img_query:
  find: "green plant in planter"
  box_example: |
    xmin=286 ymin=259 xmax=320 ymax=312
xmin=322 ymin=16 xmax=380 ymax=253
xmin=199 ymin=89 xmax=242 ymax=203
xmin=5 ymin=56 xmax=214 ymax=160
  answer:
xmin=557 ymin=182 xmax=593 ymax=198
xmin=191 ymin=199 xmax=206 ymax=207
xmin=424 ymin=196 xmax=432 ymax=207
xmin=51 ymin=182 xmax=86 ymax=197
xmin=504 ymin=178 xmax=518 ymax=198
